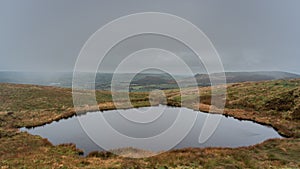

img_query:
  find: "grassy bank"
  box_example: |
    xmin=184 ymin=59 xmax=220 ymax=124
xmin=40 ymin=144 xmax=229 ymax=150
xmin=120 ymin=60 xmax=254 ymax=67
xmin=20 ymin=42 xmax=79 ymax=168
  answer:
xmin=0 ymin=79 xmax=300 ymax=168
xmin=166 ymin=79 xmax=300 ymax=137
xmin=1 ymin=130 xmax=299 ymax=168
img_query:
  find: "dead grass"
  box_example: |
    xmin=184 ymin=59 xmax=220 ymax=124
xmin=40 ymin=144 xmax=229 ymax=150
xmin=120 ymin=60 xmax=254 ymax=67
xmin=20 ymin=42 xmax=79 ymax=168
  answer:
xmin=0 ymin=79 xmax=300 ymax=168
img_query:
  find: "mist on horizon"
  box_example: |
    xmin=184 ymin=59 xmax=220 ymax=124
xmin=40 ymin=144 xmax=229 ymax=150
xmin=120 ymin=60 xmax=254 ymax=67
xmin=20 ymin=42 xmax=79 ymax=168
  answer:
xmin=1 ymin=0 xmax=300 ymax=74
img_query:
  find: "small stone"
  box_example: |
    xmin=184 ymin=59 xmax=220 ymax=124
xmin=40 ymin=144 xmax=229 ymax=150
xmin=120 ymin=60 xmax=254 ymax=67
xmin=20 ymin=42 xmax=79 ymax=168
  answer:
xmin=7 ymin=111 xmax=14 ymax=115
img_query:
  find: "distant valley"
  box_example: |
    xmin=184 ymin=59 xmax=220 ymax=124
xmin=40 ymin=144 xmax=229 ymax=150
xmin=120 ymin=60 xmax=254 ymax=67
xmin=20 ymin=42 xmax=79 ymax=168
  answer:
xmin=0 ymin=71 xmax=299 ymax=92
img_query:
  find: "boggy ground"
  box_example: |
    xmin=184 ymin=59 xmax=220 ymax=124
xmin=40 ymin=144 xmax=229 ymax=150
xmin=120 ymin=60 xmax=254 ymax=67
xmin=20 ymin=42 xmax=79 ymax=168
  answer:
xmin=167 ymin=79 xmax=300 ymax=138
xmin=0 ymin=79 xmax=300 ymax=168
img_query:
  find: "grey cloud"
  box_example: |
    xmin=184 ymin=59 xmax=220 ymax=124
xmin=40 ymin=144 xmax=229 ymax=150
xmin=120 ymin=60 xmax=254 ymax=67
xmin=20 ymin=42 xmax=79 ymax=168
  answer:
xmin=0 ymin=0 xmax=299 ymax=74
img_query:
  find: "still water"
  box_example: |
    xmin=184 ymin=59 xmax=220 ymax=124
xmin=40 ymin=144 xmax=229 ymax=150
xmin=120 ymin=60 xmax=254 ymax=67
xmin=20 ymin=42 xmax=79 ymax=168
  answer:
xmin=21 ymin=105 xmax=282 ymax=155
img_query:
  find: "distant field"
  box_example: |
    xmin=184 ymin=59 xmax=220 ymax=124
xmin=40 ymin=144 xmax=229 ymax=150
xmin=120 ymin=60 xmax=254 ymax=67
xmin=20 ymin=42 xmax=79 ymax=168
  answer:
xmin=0 ymin=71 xmax=299 ymax=91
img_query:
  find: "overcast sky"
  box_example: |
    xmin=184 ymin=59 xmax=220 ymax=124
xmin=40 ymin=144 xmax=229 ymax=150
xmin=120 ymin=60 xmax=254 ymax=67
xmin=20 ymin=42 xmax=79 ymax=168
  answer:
xmin=1 ymin=0 xmax=300 ymax=74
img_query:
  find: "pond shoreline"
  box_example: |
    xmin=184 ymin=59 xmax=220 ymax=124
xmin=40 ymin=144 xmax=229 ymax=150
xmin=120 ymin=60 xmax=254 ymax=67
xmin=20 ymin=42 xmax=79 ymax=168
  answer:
xmin=21 ymin=105 xmax=282 ymax=156
xmin=19 ymin=102 xmax=292 ymax=139
xmin=16 ymin=101 xmax=292 ymax=159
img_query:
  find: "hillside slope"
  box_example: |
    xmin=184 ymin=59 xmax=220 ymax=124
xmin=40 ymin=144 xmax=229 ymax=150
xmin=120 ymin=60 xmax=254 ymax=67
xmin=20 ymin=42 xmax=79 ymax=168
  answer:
xmin=183 ymin=71 xmax=300 ymax=86
xmin=0 ymin=79 xmax=300 ymax=168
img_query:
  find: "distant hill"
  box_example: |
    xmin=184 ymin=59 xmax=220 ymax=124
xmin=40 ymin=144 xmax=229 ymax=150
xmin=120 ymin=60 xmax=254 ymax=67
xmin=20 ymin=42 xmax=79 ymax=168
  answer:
xmin=189 ymin=71 xmax=300 ymax=86
xmin=0 ymin=71 xmax=299 ymax=89
xmin=131 ymin=74 xmax=176 ymax=85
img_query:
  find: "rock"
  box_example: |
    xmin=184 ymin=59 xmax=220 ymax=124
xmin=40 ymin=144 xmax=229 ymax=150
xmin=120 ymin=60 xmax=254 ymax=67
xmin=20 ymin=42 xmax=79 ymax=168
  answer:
xmin=7 ymin=111 xmax=14 ymax=115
